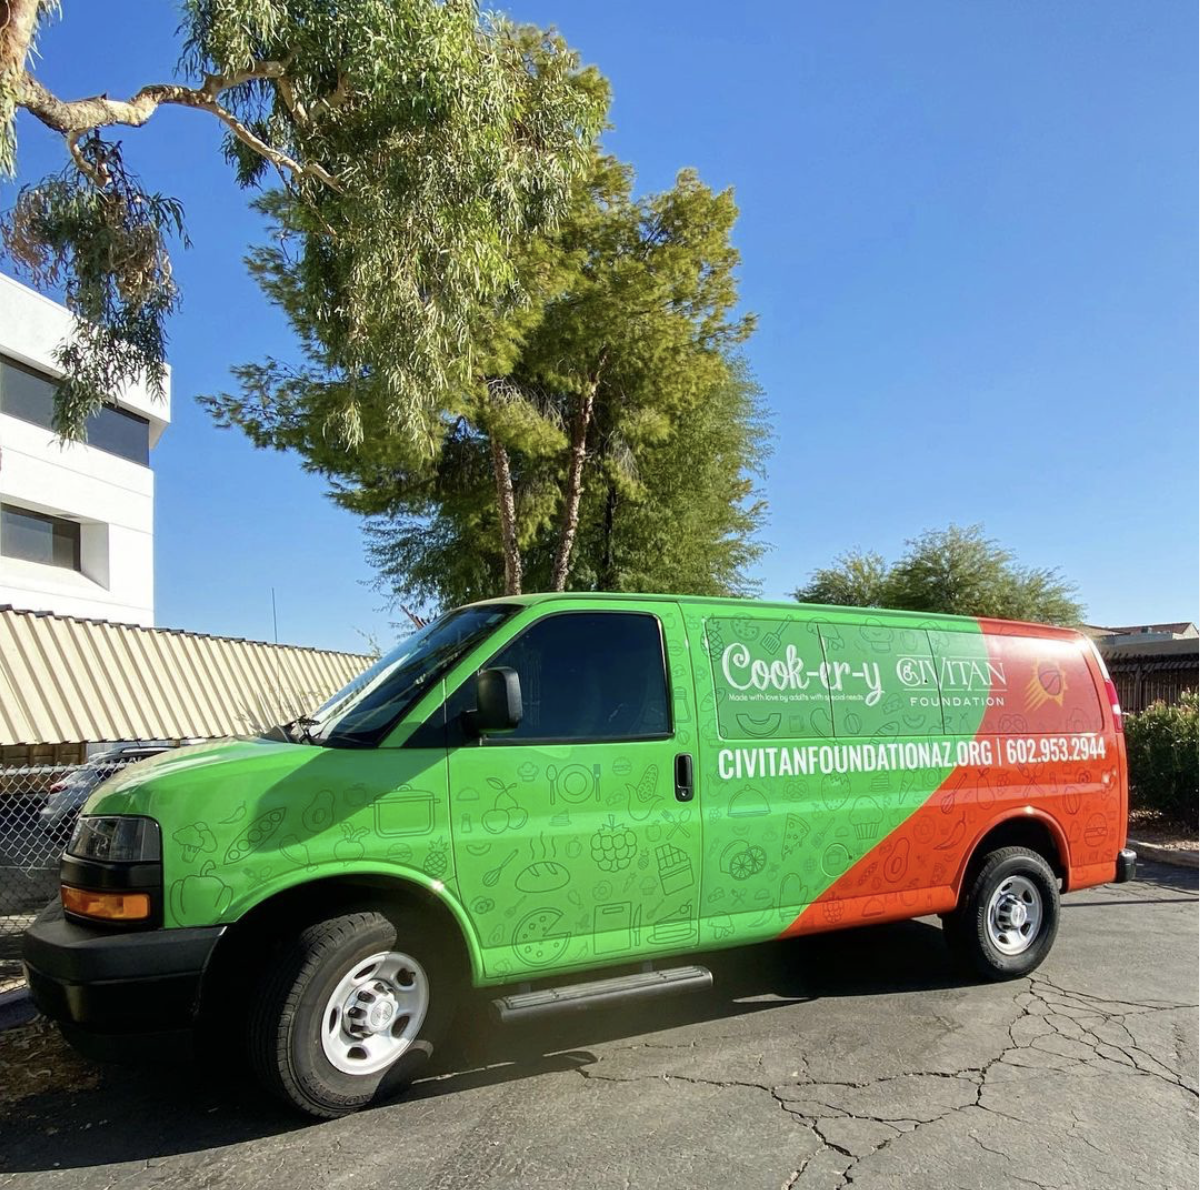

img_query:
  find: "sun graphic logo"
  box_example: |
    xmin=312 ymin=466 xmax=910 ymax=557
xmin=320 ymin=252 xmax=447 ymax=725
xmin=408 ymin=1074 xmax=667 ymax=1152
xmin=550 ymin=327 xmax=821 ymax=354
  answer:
xmin=1025 ymin=657 xmax=1068 ymax=711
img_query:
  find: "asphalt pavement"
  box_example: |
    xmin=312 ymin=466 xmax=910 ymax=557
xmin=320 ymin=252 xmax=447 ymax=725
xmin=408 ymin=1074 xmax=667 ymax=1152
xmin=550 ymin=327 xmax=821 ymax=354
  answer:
xmin=0 ymin=861 xmax=1195 ymax=1190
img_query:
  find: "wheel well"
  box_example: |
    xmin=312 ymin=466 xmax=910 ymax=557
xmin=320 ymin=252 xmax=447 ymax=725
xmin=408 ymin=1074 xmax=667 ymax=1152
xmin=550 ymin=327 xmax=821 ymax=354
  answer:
xmin=198 ymin=875 xmax=470 ymax=1026
xmin=961 ymin=818 xmax=1066 ymax=892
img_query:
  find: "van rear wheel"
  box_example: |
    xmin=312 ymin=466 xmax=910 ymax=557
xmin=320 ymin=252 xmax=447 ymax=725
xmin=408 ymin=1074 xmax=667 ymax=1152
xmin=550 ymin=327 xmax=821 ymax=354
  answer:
xmin=246 ymin=909 xmax=454 ymax=1118
xmin=943 ymin=846 xmax=1060 ymax=980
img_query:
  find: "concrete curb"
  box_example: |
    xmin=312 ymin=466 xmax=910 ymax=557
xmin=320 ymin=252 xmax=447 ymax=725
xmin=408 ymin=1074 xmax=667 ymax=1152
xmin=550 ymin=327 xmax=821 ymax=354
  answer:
xmin=1128 ymin=838 xmax=1200 ymax=870
xmin=0 ymin=986 xmax=36 ymax=1033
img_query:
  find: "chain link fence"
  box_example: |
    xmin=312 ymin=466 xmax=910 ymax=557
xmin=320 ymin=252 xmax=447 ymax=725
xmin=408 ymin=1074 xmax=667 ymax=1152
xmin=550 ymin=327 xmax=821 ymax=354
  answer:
xmin=1 ymin=764 xmax=82 ymax=992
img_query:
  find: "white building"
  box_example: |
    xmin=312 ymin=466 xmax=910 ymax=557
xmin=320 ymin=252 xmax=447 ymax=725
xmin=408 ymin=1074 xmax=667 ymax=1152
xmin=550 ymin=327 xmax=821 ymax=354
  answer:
xmin=0 ymin=273 xmax=169 ymax=626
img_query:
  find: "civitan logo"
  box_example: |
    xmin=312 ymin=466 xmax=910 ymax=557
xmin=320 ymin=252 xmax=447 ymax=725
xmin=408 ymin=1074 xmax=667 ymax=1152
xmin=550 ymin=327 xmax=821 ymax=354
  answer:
xmin=895 ymin=656 xmax=1006 ymax=691
xmin=721 ymin=643 xmax=883 ymax=706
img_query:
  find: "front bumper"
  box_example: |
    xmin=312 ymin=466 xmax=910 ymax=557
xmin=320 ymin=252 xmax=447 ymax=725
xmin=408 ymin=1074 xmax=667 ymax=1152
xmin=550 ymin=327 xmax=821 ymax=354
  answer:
xmin=22 ymin=899 xmax=224 ymax=1056
xmin=1114 ymin=848 xmax=1137 ymax=883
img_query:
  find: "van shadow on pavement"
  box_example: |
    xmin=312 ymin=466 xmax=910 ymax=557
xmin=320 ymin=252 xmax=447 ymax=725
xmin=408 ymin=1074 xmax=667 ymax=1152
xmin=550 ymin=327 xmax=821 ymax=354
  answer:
xmin=0 ymin=915 xmax=981 ymax=1174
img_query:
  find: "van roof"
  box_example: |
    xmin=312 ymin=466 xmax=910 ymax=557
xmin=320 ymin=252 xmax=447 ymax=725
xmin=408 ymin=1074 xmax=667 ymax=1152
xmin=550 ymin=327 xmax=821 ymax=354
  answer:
xmin=463 ymin=592 xmax=1082 ymax=638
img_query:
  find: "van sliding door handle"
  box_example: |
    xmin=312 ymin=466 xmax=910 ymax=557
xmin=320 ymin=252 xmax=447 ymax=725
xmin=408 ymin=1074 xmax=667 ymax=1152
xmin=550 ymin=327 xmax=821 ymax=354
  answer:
xmin=674 ymin=753 xmax=694 ymax=802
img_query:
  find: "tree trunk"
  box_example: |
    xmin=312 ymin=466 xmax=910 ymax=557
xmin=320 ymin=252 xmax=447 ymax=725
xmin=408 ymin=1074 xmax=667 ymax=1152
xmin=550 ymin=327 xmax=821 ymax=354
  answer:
xmin=599 ymin=482 xmax=618 ymax=590
xmin=490 ymin=435 xmax=523 ymax=596
xmin=550 ymin=366 xmax=603 ymax=591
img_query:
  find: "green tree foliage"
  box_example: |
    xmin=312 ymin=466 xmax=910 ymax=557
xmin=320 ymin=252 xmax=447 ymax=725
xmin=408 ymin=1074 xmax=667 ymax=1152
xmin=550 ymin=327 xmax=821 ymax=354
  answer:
xmin=214 ymin=151 xmax=763 ymax=599
xmin=569 ymin=360 xmax=770 ymax=598
xmin=0 ymin=0 xmax=606 ymax=439
xmin=794 ymin=550 xmax=891 ymax=609
xmin=794 ymin=524 xmax=1084 ymax=625
xmin=363 ymin=358 xmax=770 ymax=607
xmin=1125 ymin=692 xmax=1199 ymax=828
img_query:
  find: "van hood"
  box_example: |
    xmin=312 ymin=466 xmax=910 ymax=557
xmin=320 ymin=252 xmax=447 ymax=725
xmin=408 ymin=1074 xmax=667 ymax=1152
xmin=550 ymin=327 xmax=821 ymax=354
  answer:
xmin=84 ymin=736 xmax=316 ymax=816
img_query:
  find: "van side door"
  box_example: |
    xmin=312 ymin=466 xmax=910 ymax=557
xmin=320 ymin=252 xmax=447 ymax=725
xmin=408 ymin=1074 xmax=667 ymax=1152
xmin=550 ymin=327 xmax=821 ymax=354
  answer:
xmin=442 ymin=601 xmax=700 ymax=982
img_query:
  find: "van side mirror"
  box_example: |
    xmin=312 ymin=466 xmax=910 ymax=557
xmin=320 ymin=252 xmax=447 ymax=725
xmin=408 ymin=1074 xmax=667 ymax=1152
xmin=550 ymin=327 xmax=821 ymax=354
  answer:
xmin=465 ymin=667 xmax=523 ymax=736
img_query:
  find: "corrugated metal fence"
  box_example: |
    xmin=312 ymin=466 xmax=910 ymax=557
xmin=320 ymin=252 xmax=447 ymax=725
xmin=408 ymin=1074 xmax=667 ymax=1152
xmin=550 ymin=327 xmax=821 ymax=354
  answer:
xmin=0 ymin=605 xmax=371 ymax=746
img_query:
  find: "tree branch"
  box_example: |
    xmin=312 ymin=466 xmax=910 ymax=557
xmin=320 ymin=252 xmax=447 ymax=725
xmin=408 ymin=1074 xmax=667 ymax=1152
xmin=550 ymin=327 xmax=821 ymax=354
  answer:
xmin=16 ymin=62 xmax=341 ymax=190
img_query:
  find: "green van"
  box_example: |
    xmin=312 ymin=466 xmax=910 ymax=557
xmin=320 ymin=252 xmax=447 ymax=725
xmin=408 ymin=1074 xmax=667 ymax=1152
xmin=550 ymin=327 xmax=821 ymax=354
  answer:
xmin=23 ymin=593 xmax=1135 ymax=1117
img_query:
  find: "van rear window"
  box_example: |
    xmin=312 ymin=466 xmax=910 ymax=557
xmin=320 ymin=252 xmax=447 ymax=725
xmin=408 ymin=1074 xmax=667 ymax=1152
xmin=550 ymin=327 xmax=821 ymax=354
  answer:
xmin=926 ymin=630 xmax=1103 ymax=735
xmin=988 ymin=634 xmax=1103 ymax=735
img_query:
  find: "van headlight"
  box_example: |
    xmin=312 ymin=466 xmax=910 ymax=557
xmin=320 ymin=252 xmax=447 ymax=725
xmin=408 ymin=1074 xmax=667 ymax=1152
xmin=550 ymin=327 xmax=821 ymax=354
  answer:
xmin=67 ymin=816 xmax=162 ymax=863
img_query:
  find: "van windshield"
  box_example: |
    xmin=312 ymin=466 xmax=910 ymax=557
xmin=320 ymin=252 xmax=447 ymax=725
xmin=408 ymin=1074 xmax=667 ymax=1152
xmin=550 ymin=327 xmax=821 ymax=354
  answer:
xmin=303 ymin=604 xmax=517 ymax=748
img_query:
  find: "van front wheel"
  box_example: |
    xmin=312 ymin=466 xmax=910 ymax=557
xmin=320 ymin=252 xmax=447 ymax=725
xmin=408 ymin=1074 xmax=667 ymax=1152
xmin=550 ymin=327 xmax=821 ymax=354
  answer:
xmin=944 ymin=846 xmax=1060 ymax=980
xmin=247 ymin=909 xmax=453 ymax=1118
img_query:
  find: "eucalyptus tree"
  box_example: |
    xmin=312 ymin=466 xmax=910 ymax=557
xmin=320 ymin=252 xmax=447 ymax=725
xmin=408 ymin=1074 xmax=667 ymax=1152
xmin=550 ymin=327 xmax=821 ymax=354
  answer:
xmin=243 ymin=151 xmax=759 ymax=600
xmin=0 ymin=0 xmax=607 ymax=438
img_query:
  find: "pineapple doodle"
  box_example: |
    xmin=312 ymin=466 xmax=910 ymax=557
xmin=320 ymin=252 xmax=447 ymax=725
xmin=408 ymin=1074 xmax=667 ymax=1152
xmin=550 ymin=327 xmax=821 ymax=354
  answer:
xmin=423 ymin=837 xmax=450 ymax=880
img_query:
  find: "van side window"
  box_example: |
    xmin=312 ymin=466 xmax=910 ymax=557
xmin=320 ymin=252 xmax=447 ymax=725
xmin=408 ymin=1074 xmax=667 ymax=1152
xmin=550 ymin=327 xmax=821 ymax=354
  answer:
xmin=704 ymin=616 xmax=833 ymax=740
xmin=925 ymin=629 xmax=1009 ymax=735
xmin=817 ymin=622 xmax=945 ymax=738
xmin=448 ymin=612 xmax=671 ymax=744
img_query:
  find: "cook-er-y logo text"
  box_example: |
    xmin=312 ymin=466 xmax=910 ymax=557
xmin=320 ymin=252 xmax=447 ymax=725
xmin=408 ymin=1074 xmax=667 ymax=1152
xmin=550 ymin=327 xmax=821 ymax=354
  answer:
xmin=721 ymin=643 xmax=882 ymax=706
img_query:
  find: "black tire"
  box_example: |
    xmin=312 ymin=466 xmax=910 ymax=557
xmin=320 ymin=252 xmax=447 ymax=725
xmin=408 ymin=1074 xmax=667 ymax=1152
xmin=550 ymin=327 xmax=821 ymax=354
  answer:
xmin=247 ymin=909 xmax=457 ymax=1119
xmin=943 ymin=846 xmax=1060 ymax=981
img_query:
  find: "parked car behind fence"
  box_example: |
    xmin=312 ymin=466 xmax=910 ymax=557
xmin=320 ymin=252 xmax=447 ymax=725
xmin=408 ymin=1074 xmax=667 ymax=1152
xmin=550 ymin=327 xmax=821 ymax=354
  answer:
xmin=40 ymin=745 xmax=173 ymax=841
xmin=1 ymin=764 xmax=73 ymax=993
xmin=1 ymin=747 xmax=176 ymax=961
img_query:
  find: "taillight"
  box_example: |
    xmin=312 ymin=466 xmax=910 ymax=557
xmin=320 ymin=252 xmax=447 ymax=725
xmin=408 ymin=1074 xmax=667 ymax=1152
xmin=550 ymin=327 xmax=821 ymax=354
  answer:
xmin=1088 ymin=640 xmax=1123 ymax=734
xmin=1104 ymin=678 xmax=1123 ymax=734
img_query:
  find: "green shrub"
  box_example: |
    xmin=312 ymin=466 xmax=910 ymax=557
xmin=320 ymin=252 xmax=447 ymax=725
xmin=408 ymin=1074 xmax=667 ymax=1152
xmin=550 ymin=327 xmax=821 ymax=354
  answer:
xmin=1125 ymin=691 xmax=1199 ymax=830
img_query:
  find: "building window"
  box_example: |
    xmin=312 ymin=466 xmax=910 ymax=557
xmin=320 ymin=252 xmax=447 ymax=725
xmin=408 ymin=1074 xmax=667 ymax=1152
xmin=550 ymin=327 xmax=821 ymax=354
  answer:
xmin=0 ymin=503 xmax=82 ymax=571
xmin=0 ymin=354 xmax=151 ymax=466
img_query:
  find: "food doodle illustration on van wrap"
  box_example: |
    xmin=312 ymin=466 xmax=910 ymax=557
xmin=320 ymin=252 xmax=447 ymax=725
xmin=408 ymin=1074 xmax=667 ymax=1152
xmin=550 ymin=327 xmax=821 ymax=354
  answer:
xmin=374 ymin=786 xmax=436 ymax=837
xmin=224 ymin=807 xmax=286 ymax=864
xmin=482 ymin=779 xmax=528 ymax=834
xmin=172 ymin=821 xmax=217 ymax=862
xmin=548 ymin=763 xmax=601 ymax=804
xmin=169 ymin=861 xmax=231 ymax=920
xmin=624 ymin=763 xmax=661 ymax=820
xmin=302 ymin=789 xmax=335 ymax=833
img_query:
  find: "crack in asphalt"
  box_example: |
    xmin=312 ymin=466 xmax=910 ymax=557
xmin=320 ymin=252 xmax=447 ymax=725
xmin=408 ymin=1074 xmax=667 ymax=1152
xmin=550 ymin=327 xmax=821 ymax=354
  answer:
xmin=967 ymin=1132 xmax=1065 ymax=1190
xmin=569 ymin=968 xmax=1199 ymax=1190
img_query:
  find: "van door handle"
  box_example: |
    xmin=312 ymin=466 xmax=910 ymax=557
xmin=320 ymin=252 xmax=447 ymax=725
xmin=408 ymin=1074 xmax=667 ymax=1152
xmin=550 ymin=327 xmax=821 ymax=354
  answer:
xmin=674 ymin=753 xmax=694 ymax=802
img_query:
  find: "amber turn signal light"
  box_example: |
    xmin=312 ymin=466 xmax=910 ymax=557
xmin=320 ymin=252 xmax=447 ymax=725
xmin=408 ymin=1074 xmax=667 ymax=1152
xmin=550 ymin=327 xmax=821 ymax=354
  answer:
xmin=61 ymin=885 xmax=151 ymax=922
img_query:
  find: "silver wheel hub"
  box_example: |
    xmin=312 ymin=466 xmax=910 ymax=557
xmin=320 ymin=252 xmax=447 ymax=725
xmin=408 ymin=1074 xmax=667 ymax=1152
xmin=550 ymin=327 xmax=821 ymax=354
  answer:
xmin=986 ymin=875 xmax=1043 ymax=955
xmin=320 ymin=951 xmax=429 ymax=1076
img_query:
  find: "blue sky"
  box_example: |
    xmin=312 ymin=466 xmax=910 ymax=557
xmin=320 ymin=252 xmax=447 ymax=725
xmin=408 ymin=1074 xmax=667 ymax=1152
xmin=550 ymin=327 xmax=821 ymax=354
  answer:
xmin=4 ymin=1 xmax=1195 ymax=653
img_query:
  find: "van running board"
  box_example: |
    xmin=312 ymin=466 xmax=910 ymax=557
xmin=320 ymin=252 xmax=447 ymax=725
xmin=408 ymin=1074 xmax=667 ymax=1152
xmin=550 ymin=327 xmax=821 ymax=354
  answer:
xmin=491 ymin=965 xmax=713 ymax=1023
